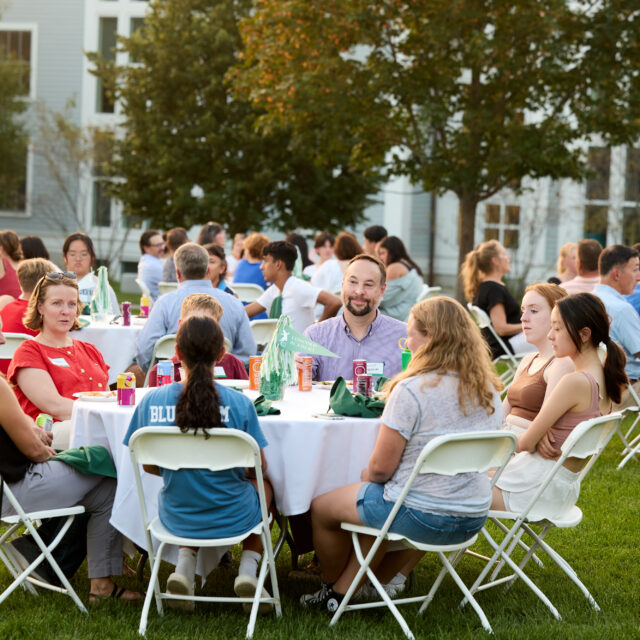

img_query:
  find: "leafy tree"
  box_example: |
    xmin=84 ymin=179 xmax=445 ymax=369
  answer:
xmin=87 ymin=0 xmax=380 ymax=235
xmin=0 ymin=34 xmax=29 ymax=210
xmin=237 ymin=0 xmax=640 ymax=295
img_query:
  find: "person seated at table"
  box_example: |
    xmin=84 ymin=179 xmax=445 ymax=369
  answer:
xmin=233 ymin=233 xmax=270 ymax=289
xmin=461 ymin=239 xmax=532 ymax=358
xmin=245 ymin=241 xmax=341 ymax=334
xmin=0 ymin=229 xmax=23 ymax=307
xmin=196 ymin=221 xmax=226 ymax=247
xmin=7 ymin=272 xmax=110 ymax=448
xmin=135 ymin=243 xmax=256 ymax=374
xmin=124 ymin=315 xmax=273 ymax=610
xmin=303 ymin=254 xmax=407 ymax=381
xmin=20 ymin=235 xmax=51 ymax=261
xmin=553 ymin=242 xmax=578 ymax=284
xmin=62 ymin=232 xmax=119 ymax=315
xmin=0 ymin=376 xmax=140 ymax=604
xmin=137 ymin=229 xmax=166 ymax=301
xmin=376 ymin=236 xmax=424 ymax=322
xmin=304 ymin=232 xmax=335 ymax=279
xmin=362 ymin=225 xmax=387 ymax=257
xmin=503 ymin=283 xmax=574 ymax=436
xmin=0 ymin=258 xmax=54 ymax=374
xmin=561 ymin=238 xmax=602 ymax=295
xmin=285 ymin=232 xmax=313 ymax=273
xmin=147 ymin=293 xmax=248 ymax=385
xmin=226 ymin=232 xmax=245 ymax=279
xmin=311 ymin=231 xmax=362 ymax=295
xmin=300 ymin=296 xmax=504 ymax=610
xmin=161 ymin=227 xmax=189 ymax=284
xmin=203 ymin=243 xmax=236 ymax=296
xmin=493 ymin=293 xmax=626 ymax=520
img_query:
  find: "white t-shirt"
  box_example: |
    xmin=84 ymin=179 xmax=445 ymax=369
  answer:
xmin=257 ymin=276 xmax=320 ymax=334
xmin=311 ymin=258 xmax=343 ymax=294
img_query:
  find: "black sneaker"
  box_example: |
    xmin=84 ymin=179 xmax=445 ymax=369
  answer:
xmin=300 ymin=582 xmax=344 ymax=612
xmin=7 ymin=537 xmax=57 ymax=585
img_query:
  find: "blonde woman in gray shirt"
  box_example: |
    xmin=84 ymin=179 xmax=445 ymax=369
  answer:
xmin=301 ymin=297 xmax=505 ymax=611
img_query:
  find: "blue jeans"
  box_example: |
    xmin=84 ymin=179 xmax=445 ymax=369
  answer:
xmin=356 ymin=482 xmax=486 ymax=545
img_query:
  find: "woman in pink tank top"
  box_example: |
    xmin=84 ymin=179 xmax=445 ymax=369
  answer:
xmin=494 ymin=293 xmax=627 ymax=520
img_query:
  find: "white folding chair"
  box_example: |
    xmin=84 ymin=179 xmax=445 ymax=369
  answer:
xmin=157 ymin=281 xmax=178 ymax=296
xmin=135 ymin=278 xmax=152 ymax=298
xmin=467 ymin=303 xmax=523 ymax=386
xmin=128 ymin=427 xmax=281 ymax=638
xmin=329 ymin=431 xmax=517 ymax=639
xmin=0 ymin=477 xmax=87 ymax=613
xmin=465 ymin=412 xmax=622 ymax=619
xmin=0 ymin=332 xmax=34 ymax=360
xmin=143 ymin=334 xmax=177 ymax=387
xmin=416 ymin=284 xmax=442 ymax=303
xmin=249 ymin=319 xmax=278 ymax=351
xmin=233 ymin=283 xmax=264 ymax=303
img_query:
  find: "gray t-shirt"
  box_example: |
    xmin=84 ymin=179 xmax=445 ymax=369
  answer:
xmin=382 ymin=373 xmax=503 ymax=517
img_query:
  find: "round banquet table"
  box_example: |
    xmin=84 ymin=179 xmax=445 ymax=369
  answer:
xmin=74 ymin=315 xmax=147 ymax=385
xmin=69 ymin=381 xmax=381 ymax=575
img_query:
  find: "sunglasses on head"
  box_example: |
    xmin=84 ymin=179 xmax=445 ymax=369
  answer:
xmin=46 ymin=271 xmax=77 ymax=280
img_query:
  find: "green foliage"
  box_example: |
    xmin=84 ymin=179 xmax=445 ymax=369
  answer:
xmin=0 ymin=44 xmax=29 ymax=210
xmin=237 ymin=1 xmax=640 ymax=271
xmin=87 ymin=0 xmax=381 ymax=234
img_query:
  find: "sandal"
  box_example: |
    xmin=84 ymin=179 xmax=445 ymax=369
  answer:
xmin=89 ymin=583 xmax=142 ymax=605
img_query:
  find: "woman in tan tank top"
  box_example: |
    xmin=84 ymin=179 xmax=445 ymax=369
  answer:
xmin=493 ymin=293 xmax=627 ymax=520
xmin=503 ymin=283 xmax=574 ymax=435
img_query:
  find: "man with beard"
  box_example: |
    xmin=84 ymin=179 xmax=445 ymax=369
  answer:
xmin=303 ymin=254 xmax=407 ymax=381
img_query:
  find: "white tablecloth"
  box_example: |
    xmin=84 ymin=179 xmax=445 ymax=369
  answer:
xmin=75 ymin=316 xmax=146 ymax=385
xmin=69 ymin=382 xmax=380 ymax=571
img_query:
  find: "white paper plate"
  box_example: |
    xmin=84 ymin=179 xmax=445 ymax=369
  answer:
xmin=73 ymin=391 xmax=117 ymax=402
xmin=215 ymin=379 xmax=249 ymax=389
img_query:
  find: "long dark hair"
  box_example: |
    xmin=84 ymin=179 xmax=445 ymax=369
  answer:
xmin=556 ymin=293 xmax=627 ymax=404
xmin=175 ymin=315 xmax=224 ymax=435
xmin=379 ymin=236 xmax=422 ymax=276
xmin=285 ymin=232 xmax=312 ymax=269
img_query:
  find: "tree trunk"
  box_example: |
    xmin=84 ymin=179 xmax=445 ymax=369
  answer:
xmin=455 ymin=194 xmax=479 ymax=301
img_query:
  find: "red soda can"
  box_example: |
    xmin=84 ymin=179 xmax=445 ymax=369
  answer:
xmin=117 ymin=373 xmax=136 ymax=406
xmin=298 ymin=357 xmax=313 ymax=391
xmin=249 ymin=356 xmax=262 ymax=390
xmin=352 ymin=359 xmax=367 ymax=385
xmin=122 ymin=301 xmax=131 ymax=326
xmin=356 ymin=374 xmax=373 ymax=397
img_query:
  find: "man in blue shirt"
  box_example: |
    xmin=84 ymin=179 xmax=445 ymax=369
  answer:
xmin=135 ymin=243 xmax=256 ymax=371
xmin=137 ymin=229 xmax=166 ymax=300
xmin=593 ymin=244 xmax=640 ymax=406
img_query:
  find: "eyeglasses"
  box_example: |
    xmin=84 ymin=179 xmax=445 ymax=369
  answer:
xmin=149 ymin=242 xmax=165 ymax=248
xmin=46 ymin=271 xmax=77 ymax=280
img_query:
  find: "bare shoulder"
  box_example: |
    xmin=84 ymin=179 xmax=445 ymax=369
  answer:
xmin=547 ymin=356 xmax=574 ymax=379
xmin=555 ymin=370 xmax=591 ymax=394
xmin=386 ymin=262 xmax=409 ymax=280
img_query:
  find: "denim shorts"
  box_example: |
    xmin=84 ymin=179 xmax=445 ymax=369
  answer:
xmin=356 ymin=482 xmax=487 ymax=545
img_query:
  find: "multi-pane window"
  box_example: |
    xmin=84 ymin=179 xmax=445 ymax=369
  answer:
xmin=0 ymin=30 xmax=31 ymax=94
xmin=92 ymin=181 xmax=112 ymax=227
xmin=583 ymin=147 xmax=611 ymax=246
xmin=96 ymin=17 xmax=117 ymax=113
xmin=484 ymin=204 xmax=520 ymax=250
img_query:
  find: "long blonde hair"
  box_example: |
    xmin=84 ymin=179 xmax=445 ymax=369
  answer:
xmin=385 ymin=297 xmax=503 ymax=415
xmin=460 ymin=240 xmax=502 ymax=301
xmin=556 ymin=242 xmax=576 ymax=276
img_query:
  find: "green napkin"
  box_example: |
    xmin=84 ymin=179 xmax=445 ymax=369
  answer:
xmin=374 ymin=376 xmax=389 ymax=392
xmin=329 ymin=377 xmax=385 ymax=418
xmin=253 ymin=395 xmax=281 ymax=416
xmin=77 ymin=316 xmax=90 ymax=329
xmin=269 ymin=295 xmax=283 ymax=320
xmin=52 ymin=445 xmax=117 ymax=478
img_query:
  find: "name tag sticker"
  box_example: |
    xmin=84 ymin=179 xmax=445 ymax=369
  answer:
xmin=49 ymin=357 xmax=70 ymax=367
xmin=367 ymin=362 xmax=385 ymax=376
xmin=214 ymin=366 xmax=226 ymax=378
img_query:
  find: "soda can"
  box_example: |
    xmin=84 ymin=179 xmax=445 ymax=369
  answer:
xmin=35 ymin=413 xmax=54 ymax=432
xmin=402 ymin=349 xmax=412 ymax=371
xmin=356 ymin=374 xmax=373 ymax=397
xmin=352 ymin=359 xmax=367 ymax=384
xmin=117 ymin=372 xmax=136 ymax=406
xmin=249 ymin=356 xmax=263 ymax=390
xmin=122 ymin=301 xmax=131 ymax=326
xmin=140 ymin=296 xmax=150 ymax=318
xmin=157 ymin=360 xmax=174 ymax=386
xmin=298 ymin=356 xmax=313 ymax=391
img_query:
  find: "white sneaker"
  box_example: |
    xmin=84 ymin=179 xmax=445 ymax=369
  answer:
xmin=234 ymin=574 xmax=273 ymax=614
xmin=355 ymin=579 xmax=405 ymax=601
xmin=166 ymin=572 xmax=195 ymax=611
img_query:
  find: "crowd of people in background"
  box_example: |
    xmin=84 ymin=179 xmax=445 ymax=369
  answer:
xmin=0 ymin=217 xmax=637 ymax=614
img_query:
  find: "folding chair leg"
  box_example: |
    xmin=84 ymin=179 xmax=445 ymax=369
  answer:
xmin=330 ymin=533 xmax=415 ymax=640
xmin=418 ymin=549 xmax=465 ymax=616
xmin=139 ymin=542 xmax=166 ymax=636
xmin=0 ymin=545 xmax=39 ymax=596
xmin=435 ymin=551 xmax=492 ymax=633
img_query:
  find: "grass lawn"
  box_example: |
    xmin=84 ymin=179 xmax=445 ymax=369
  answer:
xmin=1 ymin=424 xmax=639 ymax=639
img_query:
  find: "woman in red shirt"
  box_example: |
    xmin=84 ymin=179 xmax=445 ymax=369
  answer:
xmin=7 ymin=272 xmax=109 ymax=422
xmin=0 ymin=229 xmax=23 ymax=305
